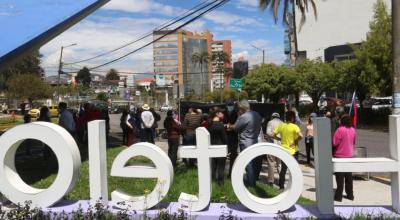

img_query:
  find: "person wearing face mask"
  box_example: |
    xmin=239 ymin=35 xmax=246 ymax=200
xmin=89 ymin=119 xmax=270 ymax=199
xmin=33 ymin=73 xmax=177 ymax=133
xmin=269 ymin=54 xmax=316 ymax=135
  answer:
xmin=227 ymin=100 xmax=262 ymax=187
xmin=208 ymin=107 xmax=227 ymax=185
xmin=223 ymin=101 xmax=239 ymax=177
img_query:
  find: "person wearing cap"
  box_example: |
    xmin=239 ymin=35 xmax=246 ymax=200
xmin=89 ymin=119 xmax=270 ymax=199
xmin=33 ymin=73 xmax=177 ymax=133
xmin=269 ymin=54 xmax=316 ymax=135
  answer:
xmin=265 ymin=112 xmax=283 ymax=186
xmin=140 ymin=104 xmax=155 ymax=143
xmin=305 ymin=112 xmax=317 ymax=165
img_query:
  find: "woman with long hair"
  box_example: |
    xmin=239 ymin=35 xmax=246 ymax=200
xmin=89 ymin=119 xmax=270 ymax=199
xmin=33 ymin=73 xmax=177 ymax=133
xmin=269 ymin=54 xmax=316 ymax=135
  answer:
xmin=37 ymin=106 xmax=51 ymax=122
xmin=207 ymin=107 xmax=227 ymax=185
xmin=164 ymin=110 xmax=180 ymax=167
xmin=333 ymin=114 xmax=356 ymax=202
xmin=120 ymin=109 xmax=129 ymax=145
xmin=305 ymin=113 xmax=317 ymax=165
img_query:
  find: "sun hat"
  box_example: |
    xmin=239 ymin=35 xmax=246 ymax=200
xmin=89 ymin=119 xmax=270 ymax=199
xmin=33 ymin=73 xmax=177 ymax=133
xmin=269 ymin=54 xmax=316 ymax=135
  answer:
xmin=271 ymin=112 xmax=280 ymax=118
xmin=142 ymin=104 xmax=150 ymax=111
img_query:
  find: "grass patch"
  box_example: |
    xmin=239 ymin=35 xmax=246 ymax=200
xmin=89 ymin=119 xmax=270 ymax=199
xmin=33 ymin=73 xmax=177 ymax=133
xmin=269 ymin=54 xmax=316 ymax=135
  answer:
xmin=30 ymin=146 xmax=314 ymax=204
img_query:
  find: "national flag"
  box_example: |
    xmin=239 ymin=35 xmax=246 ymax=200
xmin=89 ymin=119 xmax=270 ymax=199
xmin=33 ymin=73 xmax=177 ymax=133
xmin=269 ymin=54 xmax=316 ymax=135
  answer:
xmin=349 ymin=91 xmax=358 ymax=127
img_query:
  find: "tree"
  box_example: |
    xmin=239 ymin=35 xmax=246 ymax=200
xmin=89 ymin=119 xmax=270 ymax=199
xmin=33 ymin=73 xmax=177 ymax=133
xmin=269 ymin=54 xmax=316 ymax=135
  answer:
xmin=96 ymin=92 xmax=109 ymax=102
xmin=243 ymin=64 xmax=287 ymax=103
xmin=6 ymin=74 xmax=52 ymax=104
xmin=106 ymin=69 xmax=119 ymax=80
xmin=0 ymin=51 xmax=44 ymax=91
xmin=191 ymin=51 xmax=210 ymax=96
xmin=76 ymin=67 xmax=91 ymax=87
xmin=353 ymin=0 xmax=392 ymax=98
xmin=296 ymin=59 xmax=336 ymax=110
xmin=259 ymin=0 xmax=316 ymax=25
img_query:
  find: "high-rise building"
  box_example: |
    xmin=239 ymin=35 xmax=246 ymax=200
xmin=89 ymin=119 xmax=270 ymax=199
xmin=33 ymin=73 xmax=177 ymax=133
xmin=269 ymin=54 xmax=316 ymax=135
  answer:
xmin=153 ymin=29 xmax=213 ymax=98
xmin=233 ymin=57 xmax=248 ymax=79
xmin=211 ymin=40 xmax=232 ymax=90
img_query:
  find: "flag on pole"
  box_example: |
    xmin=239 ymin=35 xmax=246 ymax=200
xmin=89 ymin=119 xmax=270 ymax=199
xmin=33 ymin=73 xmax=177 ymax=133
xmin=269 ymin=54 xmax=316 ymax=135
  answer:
xmin=349 ymin=91 xmax=358 ymax=127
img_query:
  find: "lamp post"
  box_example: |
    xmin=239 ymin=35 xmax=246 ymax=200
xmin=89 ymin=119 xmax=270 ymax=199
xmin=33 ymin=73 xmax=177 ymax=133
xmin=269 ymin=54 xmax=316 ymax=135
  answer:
xmin=57 ymin=43 xmax=77 ymax=102
xmin=251 ymin=44 xmax=265 ymax=65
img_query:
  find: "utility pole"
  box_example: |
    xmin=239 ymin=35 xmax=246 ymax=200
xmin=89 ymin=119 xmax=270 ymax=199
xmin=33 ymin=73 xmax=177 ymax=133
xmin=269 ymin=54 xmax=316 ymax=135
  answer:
xmin=57 ymin=43 xmax=76 ymax=102
xmin=393 ymin=0 xmax=400 ymax=114
xmin=250 ymin=44 xmax=265 ymax=65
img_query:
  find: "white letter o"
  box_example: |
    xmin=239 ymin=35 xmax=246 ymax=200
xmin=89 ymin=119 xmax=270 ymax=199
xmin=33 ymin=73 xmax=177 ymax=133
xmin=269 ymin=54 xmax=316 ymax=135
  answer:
xmin=231 ymin=143 xmax=303 ymax=213
xmin=0 ymin=122 xmax=81 ymax=207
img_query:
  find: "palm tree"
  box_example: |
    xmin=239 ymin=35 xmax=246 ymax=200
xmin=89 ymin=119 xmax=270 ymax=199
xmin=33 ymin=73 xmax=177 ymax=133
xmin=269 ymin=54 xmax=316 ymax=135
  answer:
xmin=191 ymin=51 xmax=210 ymax=96
xmin=258 ymin=0 xmax=316 ymax=65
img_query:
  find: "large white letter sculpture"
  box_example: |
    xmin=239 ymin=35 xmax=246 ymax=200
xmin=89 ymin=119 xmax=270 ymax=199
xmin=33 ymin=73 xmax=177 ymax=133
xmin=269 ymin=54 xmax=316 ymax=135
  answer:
xmin=231 ymin=143 xmax=303 ymax=213
xmin=110 ymin=142 xmax=173 ymax=210
xmin=0 ymin=122 xmax=81 ymax=207
xmin=178 ymin=127 xmax=227 ymax=211
xmin=314 ymin=116 xmax=400 ymax=215
xmin=88 ymin=120 xmax=108 ymax=204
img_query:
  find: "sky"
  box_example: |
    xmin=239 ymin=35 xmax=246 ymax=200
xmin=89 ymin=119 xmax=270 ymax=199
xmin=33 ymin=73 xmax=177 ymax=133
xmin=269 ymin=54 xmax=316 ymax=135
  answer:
xmin=2 ymin=0 xmax=287 ymax=78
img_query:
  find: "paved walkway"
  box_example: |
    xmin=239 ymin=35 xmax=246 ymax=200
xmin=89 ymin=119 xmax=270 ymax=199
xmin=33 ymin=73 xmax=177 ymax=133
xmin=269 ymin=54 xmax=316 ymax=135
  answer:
xmin=154 ymin=140 xmax=393 ymax=207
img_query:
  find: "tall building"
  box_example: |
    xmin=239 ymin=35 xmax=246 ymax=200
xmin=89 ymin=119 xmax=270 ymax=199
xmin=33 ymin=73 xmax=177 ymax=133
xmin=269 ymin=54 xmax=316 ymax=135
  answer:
xmin=153 ymin=29 xmax=213 ymax=98
xmin=233 ymin=57 xmax=248 ymax=79
xmin=211 ymin=40 xmax=232 ymax=90
xmin=291 ymin=0 xmax=391 ymax=63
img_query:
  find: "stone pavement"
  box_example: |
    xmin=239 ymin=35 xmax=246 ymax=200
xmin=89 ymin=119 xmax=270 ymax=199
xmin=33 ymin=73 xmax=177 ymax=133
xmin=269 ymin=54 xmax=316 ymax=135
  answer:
xmin=154 ymin=139 xmax=393 ymax=207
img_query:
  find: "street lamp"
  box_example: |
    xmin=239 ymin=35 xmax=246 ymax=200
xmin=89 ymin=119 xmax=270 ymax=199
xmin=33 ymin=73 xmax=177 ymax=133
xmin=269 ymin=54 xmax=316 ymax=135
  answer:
xmin=251 ymin=44 xmax=266 ymax=65
xmin=57 ymin=43 xmax=77 ymax=101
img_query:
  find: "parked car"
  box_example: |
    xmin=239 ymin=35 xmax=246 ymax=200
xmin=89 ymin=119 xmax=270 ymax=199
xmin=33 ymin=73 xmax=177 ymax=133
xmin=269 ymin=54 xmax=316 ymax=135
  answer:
xmin=28 ymin=108 xmax=40 ymax=118
xmin=372 ymin=97 xmax=392 ymax=110
xmin=28 ymin=105 xmax=58 ymax=118
xmin=160 ymin=105 xmax=173 ymax=112
xmin=318 ymin=97 xmax=345 ymax=110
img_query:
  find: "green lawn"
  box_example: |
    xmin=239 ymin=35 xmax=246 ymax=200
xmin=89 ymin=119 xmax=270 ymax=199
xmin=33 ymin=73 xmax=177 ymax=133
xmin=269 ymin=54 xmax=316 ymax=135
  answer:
xmin=27 ymin=146 xmax=314 ymax=204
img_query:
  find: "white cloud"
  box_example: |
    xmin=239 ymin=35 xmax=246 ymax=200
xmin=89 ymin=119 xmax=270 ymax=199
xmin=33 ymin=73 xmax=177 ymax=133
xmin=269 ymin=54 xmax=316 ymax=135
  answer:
xmin=102 ymin=0 xmax=182 ymax=16
xmin=233 ymin=46 xmax=286 ymax=66
xmin=204 ymin=10 xmax=263 ymax=27
xmin=40 ymin=16 xmax=163 ymax=75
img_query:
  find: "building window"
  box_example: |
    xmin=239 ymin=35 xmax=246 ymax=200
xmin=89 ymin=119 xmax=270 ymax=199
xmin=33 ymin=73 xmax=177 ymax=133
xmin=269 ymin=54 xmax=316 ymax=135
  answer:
xmin=154 ymin=55 xmax=178 ymax=60
xmin=154 ymin=67 xmax=179 ymax=72
xmin=154 ymin=42 xmax=178 ymax=48
xmin=154 ymin=35 xmax=178 ymax=42
xmin=154 ymin=61 xmax=178 ymax=66
xmin=154 ymin=49 xmax=178 ymax=55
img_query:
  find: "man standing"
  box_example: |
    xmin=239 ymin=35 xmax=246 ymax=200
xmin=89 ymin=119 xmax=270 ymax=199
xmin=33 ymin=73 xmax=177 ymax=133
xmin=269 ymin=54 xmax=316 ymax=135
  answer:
xmin=140 ymin=104 xmax=155 ymax=143
xmin=265 ymin=112 xmax=283 ymax=186
xmin=229 ymin=100 xmax=262 ymax=187
xmin=224 ymin=101 xmax=239 ymax=177
xmin=58 ymin=102 xmax=76 ymax=137
xmin=183 ymin=107 xmax=202 ymax=167
xmin=273 ymin=111 xmax=303 ymax=190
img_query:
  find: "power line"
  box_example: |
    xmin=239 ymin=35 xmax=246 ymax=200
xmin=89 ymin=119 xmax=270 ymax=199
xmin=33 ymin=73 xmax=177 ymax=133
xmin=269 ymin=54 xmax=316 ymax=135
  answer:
xmin=64 ymin=0 xmax=217 ymax=65
xmin=89 ymin=0 xmax=229 ymax=71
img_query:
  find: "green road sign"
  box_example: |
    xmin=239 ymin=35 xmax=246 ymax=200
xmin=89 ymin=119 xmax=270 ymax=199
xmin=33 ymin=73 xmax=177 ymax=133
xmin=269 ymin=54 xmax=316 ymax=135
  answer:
xmin=230 ymin=79 xmax=242 ymax=89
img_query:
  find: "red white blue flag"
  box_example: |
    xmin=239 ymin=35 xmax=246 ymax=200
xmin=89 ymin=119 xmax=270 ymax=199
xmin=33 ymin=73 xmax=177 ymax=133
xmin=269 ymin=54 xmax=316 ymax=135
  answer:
xmin=349 ymin=91 xmax=358 ymax=127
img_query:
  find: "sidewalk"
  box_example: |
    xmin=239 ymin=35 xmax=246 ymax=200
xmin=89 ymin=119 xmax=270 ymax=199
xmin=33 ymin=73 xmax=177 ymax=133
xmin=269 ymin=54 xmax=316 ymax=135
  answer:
xmin=155 ymin=140 xmax=392 ymax=207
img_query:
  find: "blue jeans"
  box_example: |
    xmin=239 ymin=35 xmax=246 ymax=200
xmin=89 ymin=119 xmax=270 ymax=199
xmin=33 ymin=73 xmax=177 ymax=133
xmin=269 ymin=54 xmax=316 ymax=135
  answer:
xmin=240 ymin=143 xmax=262 ymax=187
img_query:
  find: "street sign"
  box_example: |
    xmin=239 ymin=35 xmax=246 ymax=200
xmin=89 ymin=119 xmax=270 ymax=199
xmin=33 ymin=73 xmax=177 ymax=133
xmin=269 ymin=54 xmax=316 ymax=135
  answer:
xmin=230 ymin=79 xmax=242 ymax=89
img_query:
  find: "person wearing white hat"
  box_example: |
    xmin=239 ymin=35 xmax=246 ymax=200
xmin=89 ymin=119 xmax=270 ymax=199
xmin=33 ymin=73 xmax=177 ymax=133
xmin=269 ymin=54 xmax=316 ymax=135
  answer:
xmin=265 ymin=112 xmax=283 ymax=186
xmin=140 ymin=104 xmax=155 ymax=143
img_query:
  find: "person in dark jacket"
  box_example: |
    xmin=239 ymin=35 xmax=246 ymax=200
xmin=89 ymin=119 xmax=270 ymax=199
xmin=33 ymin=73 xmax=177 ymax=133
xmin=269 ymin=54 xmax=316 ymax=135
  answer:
xmin=208 ymin=107 xmax=227 ymax=185
xmin=37 ymin=106 xmax=51 ymax=122
xmin=120 ymin=109 xmax=129 ymax=145
xmin=164 ymin=110 xmax=180 ymax=167
xmin=223 ymin=101 xmax=238 ymax=176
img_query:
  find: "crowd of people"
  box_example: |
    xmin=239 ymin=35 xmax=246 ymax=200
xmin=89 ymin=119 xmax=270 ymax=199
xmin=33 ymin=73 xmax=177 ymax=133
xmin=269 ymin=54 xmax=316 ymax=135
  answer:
xmin=21 ymin=99 xmax=356 ymax=202
xmin=163 ymin=100 xmax=356 ymax=201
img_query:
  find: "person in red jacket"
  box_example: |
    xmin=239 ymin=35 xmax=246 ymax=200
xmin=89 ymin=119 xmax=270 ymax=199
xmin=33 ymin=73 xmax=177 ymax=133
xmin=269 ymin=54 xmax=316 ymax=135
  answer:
xmin=164 ymin=110 xmax=181 ymax=167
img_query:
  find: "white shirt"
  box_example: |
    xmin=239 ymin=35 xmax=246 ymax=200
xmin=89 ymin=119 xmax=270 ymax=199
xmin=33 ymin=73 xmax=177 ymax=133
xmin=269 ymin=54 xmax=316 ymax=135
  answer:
xmin=141 ymin=110 xmax=155 ymax=129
